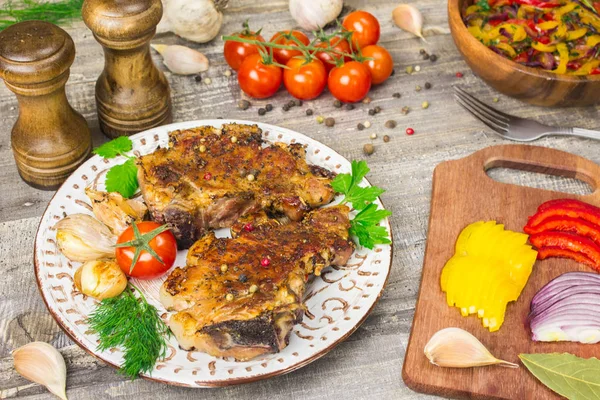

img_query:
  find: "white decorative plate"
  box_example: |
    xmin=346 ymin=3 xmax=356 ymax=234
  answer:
xmin=34 ymin=120 xmax=393 ymax=387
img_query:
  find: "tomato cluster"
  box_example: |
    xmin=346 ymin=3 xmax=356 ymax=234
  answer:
xmin=223 ymin=11 xmax=394 ymax=103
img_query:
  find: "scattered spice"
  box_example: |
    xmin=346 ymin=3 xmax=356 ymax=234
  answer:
xmin=419 ymin=49 xmax=426 ymax=55
xmin=493 ymin=97 xmax=500 ymax=103
xmin=363 ymin=96 xmax=372 ymax=104
xmin=194 ymin=74 xmax=202 ymax=82
xmin=199 ymin=145 xmax=206 ymax=153
xmin=203 ymin=172 xmax=212 ymax=180
xmin=294 ymin=99 xmax=303 ymax=107
xmin=261 ymin=258 xmax=270 ymax=267
xmin=224 ymin=70 xmax=232 ymax=77
xmin=374 ymin=106 xmax=381 ymax=114
xmin=283 ymin=105 xmax=290 ymax=111
xmin=221 ymin=264 xmax=228 ymax=272
xmin=383 ymin=135 xmax=390 ymax=143
xmin=415 ymin=85 xmax=422 ymax=92
xmin=325 ymin=117 xmax=335 ymax=127
xmin=423 ymin=53 xmax=430 ymax=60
xmin=230 ymin=136 xmax=238 ymax=143
xmin=243 ymin=223 xmax=254 ymax=232
xmin=401 ymin=106 xmax=410 ymax=115
xmin=430 ymin=54 xmax=438 ymax=62
xmin=363 ymin=143 xmax=375 ymax=155
xmin=370 ymin=133 xmax=377 ymax=139
xmin=415 ymin=65 xmax=421 ymax=72
xmin=249 ymin=284 xmax=258 ymax=293
xmin=357 ymin=123 xmax=365 ymax=131
xmin=364 ymin=121 xmax=372 ymax=128
xmin=316 ymin=115 xmax=324 ymax=124
xmin=306 ymin=109 xmax=314 ymax=116
xmin=266 ymin=104 xmax=273 ymax=112
xmin=288 ymin=100 xmax=296 ymax=108
xmin=406 ymin=66 xmax=414 ymax=74
xmin=385 ymin=120 xmax=397 ymax=129
xmin=238 ymin=274 xmax=248 ymax=283
xmin=368 ymin=109 xmax=375 ymax=116
xmin=225 ymin=293 xmax=234 ymax=301
xmin=258 ymin=108 xmax=266 ymax=116
xmin=238 ymin=99 xmax=250 ymax=110
xmin=456 ymin=72 xmax=463 ymax=78
xmin=334 ymin=99 xmax=343 ymax=108
xmin=392 ymin=92 xmax=401 ymax=98
xmin=345 ymin=104 xmax=355 ymax=111
xmin=247 ymin=174 xmax=255 ymax=182
xmin=406 ymin=127 xmax=415 ymax=135
xmin=422 ymin=101 xmax=429 ymax=109
xmin=425 ymin=82 xmax=432 ymax=89
xmin=204 ymin=77 xmax=212 ymax=85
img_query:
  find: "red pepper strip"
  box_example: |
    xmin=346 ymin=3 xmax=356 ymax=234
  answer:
xmin=529 ymin=232 xmax=600 ymax=270
xmin=568 ymin=61 xmax=583 ymax=70
xmin=527 ymin=204 xmax=600 ymax=229
xmin=536 ymin=246 xmax=599 ymax=271
xmin=512 ymin=0 xmax=561 ymax=8
xmin=591 ymin=68 xmax=600 ymax=75
xmin=537 ymin=199 xmax=600 ymax=213
xmin=524 ymin=216 xmax=600 ymax=245
xmin=502 ymin=18 xmax=537 ymax=31
xmin=594 ymin=1 xmax=600 ymax=14
xmin=537 ymin=36 xmax=551 ymax=44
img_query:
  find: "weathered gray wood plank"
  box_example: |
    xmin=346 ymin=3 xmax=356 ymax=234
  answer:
xmin=1 ymin=0 xmax=599 ymax=398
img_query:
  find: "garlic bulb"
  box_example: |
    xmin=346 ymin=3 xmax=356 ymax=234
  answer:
xmin=157 ymin=0 xmax=228 ymax=43
xmin=13 ymin=342 xmax=68 ymax=400
xmin=151 ymin=44 xmax=209 ymax=75
xmin=424 ymin=327 xmax=518 ymax=368
xmin=392 ymin=4 xmax=425 ymax=40
xmin=74 ymin=260 xmax=128 ymax=300
xmin=289 ymin=0 xmax=343 ymax=31
xmin=55 ymin=214 xmax=116 ymax=262
xmin=86 ymin=188 xmax=147 ymax=234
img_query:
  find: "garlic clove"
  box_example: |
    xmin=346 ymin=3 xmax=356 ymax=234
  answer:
xmin=86 ymin=188 xmax=147 ymax=234
xmin=13 ymin=342 xmax=68 ymax=400
xmin=55 ymin=214 xmax=116 ymax=262
xmin=424 ymin=327 xmax=518 ymax=368
xmin=392 ymin=4 xmax=425 ymax=40
xmin=289 ymin=0 xmax=343 ymax=31
xmin=151 ymin=44 xmax=209 ymax=75
xmin=74 ymin=260 xmax=128 ymax=300
xmin=159 ymin=0 xmax=226 ymax=43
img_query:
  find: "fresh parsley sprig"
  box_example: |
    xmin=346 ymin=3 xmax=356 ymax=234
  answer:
xmin=332 ymin=160 xmax=392 ymax=249
xmin=87 ymin=283 xmax=170 ymax=379
xmin=93 ymin=137 xmax=139 ymax=198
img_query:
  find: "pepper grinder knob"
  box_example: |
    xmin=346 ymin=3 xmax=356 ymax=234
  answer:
xmin=82 ymin=0 xmax=172 ymax=138
xmin=0 ymin=21 xmax=92 ymax=190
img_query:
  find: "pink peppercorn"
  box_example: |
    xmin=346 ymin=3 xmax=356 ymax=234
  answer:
xmin=203 ymin=172 xmax=212 ymax=180
xmin=456 ymin=72 xmax=463 ymax=78
xmin=261 ymin=258 xmax=270 ymax=267
xmin=243 ymin=223 xmax=254 ymax=232
xmin=406 ymin=128 xmax=415 ymax=135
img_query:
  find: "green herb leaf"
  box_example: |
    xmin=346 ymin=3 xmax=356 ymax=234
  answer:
xmin=88 ymin=284 xmax=170 ymax=379
xmin=519 ymin=353 xmax=600 ymax=399
xmin=105 ymin=158 xmax=139 ymax=198
xmin=0 ymin=0 xmax=84 ymax=31
xmin=93 ymin=136 xmax=133 ymax=159
xmin=332 ymin=160 xmax=383 ymax=210
xmin=477 ymin=0 xmax=491 ymax=11
xmin=350 ymin=204 xmax=392 ymax=249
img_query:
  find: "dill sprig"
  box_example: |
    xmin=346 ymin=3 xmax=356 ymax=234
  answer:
xmin=87 ymin=283 xmax=170 ymax=379
xmin=0 ymin=0 xmax=84 ymax=31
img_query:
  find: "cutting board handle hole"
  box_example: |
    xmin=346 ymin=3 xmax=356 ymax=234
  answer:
xmin=486 ymin=164 xmax=594 ymax=195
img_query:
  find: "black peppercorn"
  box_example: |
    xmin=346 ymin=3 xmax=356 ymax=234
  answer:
xmin=374 ymin=106 xmax=381 ymax=113
xmin=425 ymin=82 xmax=432 ymax=89
xmin=283 ymin=105 xmax=290 ymax=111
xmin=345 ymin=104 xmax=355 ymax=110
xmin=368 ymin=109 xmax=375 ymax=116
xmin=430 ymin=54 xmax=438 ymax=62
xmin=265 ymin=104 xmax=273 ymax=111
xmin=194 ymin=74 xmax=202 ymax=82
xmin=334 ymin=99 xmax=343 ymax=108
xmin=239 ymin=274 xmax=248 ymax=283
xmin=258 ymin=108 xmax=266 ymax=115
xmin=306 ymin=109 xmax=313 ymax=116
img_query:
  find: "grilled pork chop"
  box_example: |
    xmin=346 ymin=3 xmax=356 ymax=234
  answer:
xmin=137 ymin=124 xmax=336 ymax=248
xmin=160 ymin=205 xmax=354 ymax=360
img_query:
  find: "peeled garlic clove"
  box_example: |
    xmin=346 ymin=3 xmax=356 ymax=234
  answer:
xmin=151 ymin=44 xmax=209 ymax=75
xmin=13 ymin=342 xmax=68 ymax=400
xmin=392 ymin=4 xmax=425 ymax=40
xmin=55 ymin=214 xmax=116 ymax=262
xmin=74 ymin=260 xmax=128 ymax=300
xmin=424 ymin=327 xmax=518 ymax=368
xmin=86 ymin=188 xmax=147 ymax=234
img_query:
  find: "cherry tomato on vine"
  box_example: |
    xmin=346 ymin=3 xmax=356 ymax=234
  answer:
xmin=284 ymin=57 xmax=327 ymax=100
xmin=361 ymin=45 xmax=393 ymax=84
xmin=328 ymin=61 xmax=372 ymax=103
xmin=314 ymin=36 xmax=352 ymax=72
xmin=342 ymin=11 xmax=381 ymax=50
xmin=224 ymin=23 xmax=265 ymax=71
xmin=270 ymin=30 xmax=310 ymax=65
xmin=238 ymin=53 xmax=283 ymax=99
xmin=116 ymin=222 xmax=177 ymax=279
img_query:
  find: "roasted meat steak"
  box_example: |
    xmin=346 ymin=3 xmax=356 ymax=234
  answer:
xmin=137 ymin=124 xmax=336 ymax=248
xmin=160 ymin=205 xmax=354 ymax=360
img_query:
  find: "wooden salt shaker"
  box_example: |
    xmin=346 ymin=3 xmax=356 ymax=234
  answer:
xmin=83 ymin=0 xmax=172 ymax=138
xmin=0 ymin=21 xmax=92 ymax=190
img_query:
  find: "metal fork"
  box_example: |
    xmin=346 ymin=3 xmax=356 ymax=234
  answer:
xmin=453 ymin=86 xmax=600 ymax=142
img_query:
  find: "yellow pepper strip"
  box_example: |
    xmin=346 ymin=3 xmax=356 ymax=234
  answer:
xmin=576 ymin=9 xmax=600 ymax=30
xmin=554 ymin=2 xmax=577 ymax=19
xmin=495 ymin=42 xmax=517 ymax=57
xmin=572 ymin=60 xmax=600 ymax=75
xmin=517 ymin=5 xmax=536 ymax=19
xmin=537 ymin=21 xmax=559 ymax=31
xmin=553 ymin=23 xmax=568 ymax=39
xmin=555 ymin=43 xmax=569 ymax=74
xmin=532 ymin=42 xmax=557 ymax=52
xmin=587 ymin=35 xmax=600 ymax=48
xmin=512 ymin=25 xmax=528 ymax=42
xmin=566 ymin=28 xmax=588 ymax=41
xmin=465 ymin=5 xmax=480 ymax=15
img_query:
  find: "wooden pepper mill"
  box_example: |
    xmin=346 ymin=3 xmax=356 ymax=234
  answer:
xmin=0 ymin=21 xmax=92 ymax=190
xmin=82 ymin=0 xmax=172 ymax=138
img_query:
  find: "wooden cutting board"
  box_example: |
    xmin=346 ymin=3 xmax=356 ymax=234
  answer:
xmin=402 ymin=144 xmax=600 ymax=400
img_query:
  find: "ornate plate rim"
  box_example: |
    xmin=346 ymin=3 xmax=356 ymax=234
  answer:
xmin=33 ymin=119 xmax=393 ymax=387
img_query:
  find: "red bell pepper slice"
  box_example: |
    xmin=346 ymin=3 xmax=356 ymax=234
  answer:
xmin=527 ymin=200 xmax=600 ymax=228
xmin=594 ymin=1 xmax=600 ymax=14
xmin=537 ymin=199 xmax=600 ymax=213
xmin=536 ymin=246 xmax=599 ymax=271
xmin=524 ymin=216 xmax=600 ymax=245
xmin=591 ymin=68 xmax=600 ymax=75
xmin=513 ymin=0 xmax=561 ymax=8
xmin=529 ymin=231 xmax=600 ymax=270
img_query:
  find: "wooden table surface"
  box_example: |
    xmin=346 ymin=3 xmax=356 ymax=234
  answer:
xmin=1 ymin=0 xmax=599 ymax=399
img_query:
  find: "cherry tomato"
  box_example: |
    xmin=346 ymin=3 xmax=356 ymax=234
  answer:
xmin=361 ymin=45 xmax=393 ymax=85
xmin=224 ymin=26 xmax=265 ymax=71
xmin=314 ymin=36 xmax=352 ymax=72
xmin=342 ymin=11 xmax=381 ymax=50
xmin=238 ymin=53 xmax=282 ymax=99
xmin=116 ymin=222 xmax=177 ymax=279
xmin=328 ymin=61 xmax=372 ymax=103
xmin=270 ymin=30 xmax=310 ymax=65
xmin=283 ymin=57 xmax=327 ymax=100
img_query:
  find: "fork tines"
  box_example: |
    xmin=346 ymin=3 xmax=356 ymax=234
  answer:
xmin=453 ymin=86 xmax=510 ymax=135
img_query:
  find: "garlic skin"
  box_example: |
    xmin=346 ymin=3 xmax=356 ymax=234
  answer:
xmin=74 ymin=260 xmax=128 ymax=300
xmin=392 ymin=4 xmax=425 ymax=40
xmin=13 ymin=342 xmax=68 ymax=400
xmin=86 ymin=188 xmax=147 ymax=234
xmin=151 ymin=44 xmax=210 ymax=75
xmin=55 ymin=214 xmax=116 ymax=262
xmin=289 ymin=0 xmax=343 ymax=31
xmin=424 ymin=328 xmax=518 ymax=368
xmin=157 ymin=0 xmax=227 ymax=43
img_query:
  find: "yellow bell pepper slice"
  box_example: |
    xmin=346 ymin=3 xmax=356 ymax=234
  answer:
xmin=512 ymin=25 xmax=528 ymax=42
xmin=573 ymin=60 xmax=600 ymax=75
xmin=566 ymin=28 xmax=588 ymax=41
xmin=554 ymin=3 xmax=577 ymax=19
xmin=587 ymin=35 xmax=600 ymax=48
xmin=555 ymin=42 xmax=569 ymax=74
xmin=532 ymin=42 xmax=557 ymax=52
xmin=537 ymin=21 xmax=559 ymax=31
xmin=465 ymin=5 xmax=480 ymax=15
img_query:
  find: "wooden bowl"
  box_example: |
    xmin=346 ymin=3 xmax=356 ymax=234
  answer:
xmin=448 ymin=0 xmax=600 ymax=107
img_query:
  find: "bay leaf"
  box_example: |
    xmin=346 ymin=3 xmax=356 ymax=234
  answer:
xmin=519 ymin=353 xmax=600 ymax=400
